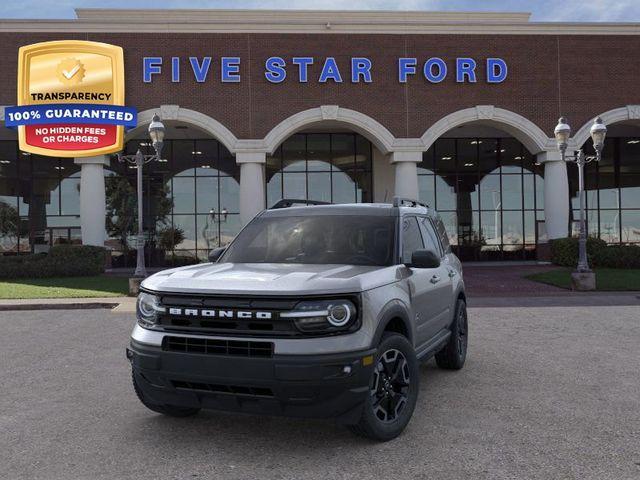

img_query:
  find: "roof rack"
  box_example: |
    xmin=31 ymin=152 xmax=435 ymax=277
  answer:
xmin=270 ymin=199 xmax=331 ymax=209
xmin=392 ymin=196 xmax=429 ymax=209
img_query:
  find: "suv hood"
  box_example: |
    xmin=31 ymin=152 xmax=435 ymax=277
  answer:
xmin=141 ymin=262 xmax=399 ymax=296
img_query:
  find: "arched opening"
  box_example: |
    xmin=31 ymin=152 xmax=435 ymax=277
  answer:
xmin=419 ymin=123 xmax=545 ymax=261
xmin=0 ymin=126 xmax=84 ymax=255
xmin=262 ymin=107 xmax=396 ymax=208
xmin=570 ymin=120 xmax=640 ymax=245
xmin=109 ymin=120 xmax=241 ymax=267
xmin=265 ymin=127 xmax=375 ymax=208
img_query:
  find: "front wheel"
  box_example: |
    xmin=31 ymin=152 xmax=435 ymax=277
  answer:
xmin=435 ymin=298 xmax=468 ymax=370
xmin=348 ymin=333 xmax=419 ymax=441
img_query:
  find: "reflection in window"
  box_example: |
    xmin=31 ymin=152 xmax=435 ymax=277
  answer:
xmin=111 ymin=138 xmax=241 ymax=266
xmin=419 ymin=138 xmax=543 ymax=260
xmin=569 ymin=137 xmax=640 ymax=244
xmin=266 ymin=133 xmax=372 ymax=207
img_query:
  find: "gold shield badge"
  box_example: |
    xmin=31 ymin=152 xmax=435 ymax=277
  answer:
xmin=15 ymin=40 xmax=126 ymax=157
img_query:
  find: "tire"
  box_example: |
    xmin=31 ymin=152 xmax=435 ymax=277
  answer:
xmin=435 ymin=298 xmax=468 ymax=370
xmin=131 ymin=370 xmax=200 ymax=418
xmin=348 ymin=333 xmax=419 ymax=441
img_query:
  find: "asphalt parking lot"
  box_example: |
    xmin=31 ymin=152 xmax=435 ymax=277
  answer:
xmin=1 ymin=305 xmax=639 ymax=480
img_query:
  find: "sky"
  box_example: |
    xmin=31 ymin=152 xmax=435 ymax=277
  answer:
xmin=0 ymin=0 xmax=639 ymax=22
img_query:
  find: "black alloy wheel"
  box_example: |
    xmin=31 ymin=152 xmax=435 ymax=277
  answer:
xmin=348 ymin=333 xmax=419 ymax=441
xmin=371 ymin=348 xmax=411 ymax=423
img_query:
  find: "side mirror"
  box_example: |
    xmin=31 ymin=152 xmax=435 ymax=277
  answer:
xmin=408 ymin=249 xmax=440 ymax=269
xmin=208 ymin=247 xmax=226 ymax=263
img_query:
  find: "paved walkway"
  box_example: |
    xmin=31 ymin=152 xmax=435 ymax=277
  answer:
xmin=1 ymin=264 xmax=639 ymax=310
xmin=463 ymin=264 xmax=566 ymax=297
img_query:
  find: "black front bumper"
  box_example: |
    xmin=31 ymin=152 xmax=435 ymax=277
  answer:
xmin=128 ymin=339 xmax=376 ymax=423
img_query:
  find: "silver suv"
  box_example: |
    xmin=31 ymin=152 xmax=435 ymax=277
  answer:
xmin=128 ymin=197 xmax=467 ymax=441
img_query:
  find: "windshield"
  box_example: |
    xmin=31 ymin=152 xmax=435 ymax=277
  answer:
xmin=220 ymin=215 xmax=396 ymax=266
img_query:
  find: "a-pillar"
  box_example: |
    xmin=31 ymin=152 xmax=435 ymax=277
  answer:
xmin=391 ymin=151 xmax=421 ymax=200
xmin=538 ymin=151 xmax=569 ymax=239
xmin=74 ymin=155 xmax=109 ymax=246
xmin=237 ymin=151 xmax=266 ymax=225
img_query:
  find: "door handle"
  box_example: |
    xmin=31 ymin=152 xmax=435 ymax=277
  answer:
xmin=430 ymin=275 xmax=441 ymax=284
xmin=448 ymin=269 xmax=457 ymax=278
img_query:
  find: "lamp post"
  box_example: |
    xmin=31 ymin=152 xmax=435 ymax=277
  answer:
xmin=553 ymin=116 xmax=607 ymax=285
xmin=117 ymin=113 xmax=165 ymax=277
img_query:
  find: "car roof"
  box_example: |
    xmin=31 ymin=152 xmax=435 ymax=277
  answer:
xmin=262 ymin=202 xmax=435 ymax=218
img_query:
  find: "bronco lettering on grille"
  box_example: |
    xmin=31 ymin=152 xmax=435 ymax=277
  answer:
xmin=167 ymin=307 xmax=273 ymax=320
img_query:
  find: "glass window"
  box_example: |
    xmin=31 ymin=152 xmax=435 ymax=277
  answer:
xmin=418 ymin=175 xmax=435 ymax=207
xmin=172 ymin=177 xmax=195 ymax=214
xmin=438 ymin=211 xmax=457 ymax=247
xmin=500 ymin=138 xmax=523 ymax=174
xmin=599 ymin=210 xmax=620 ymax=243
xmin=418 ymin=217 xmax=442 ymax=256
xmin=195 ymin=177 xmax=219 ymax=214
xmin=308 ymin=172 xmax=332 ymax=202
xmin=194 ymin=139 xmax=218 ymax=175
xmin=621 ymin=210 xmax=640 ymax=243
xmin=620 ymin=174 xmax=640 ymax=209
xmin=221 ymin=215 xmax=396 ymax=266
xmin=172 ymin=140 xmax=195 ymax=176
xmin=457 ymin=138 xmax=478 ymax=173
xmin=60 ymin=177 xmax=80 ymax=215
xmin=620 ymin=138 xmax=640 ymax=173
xmin=307 ymin=134 xmax=331 ymax=171
xmin=266 ymin=133 xmax=372 ymax=205
xmin=477 ymin=139 xmax=499 ymax=174
xmin=502 ymin=175 xmax=523 ymax=210
xmin=435 ymin=176 xmax=456 ymax=211
xmin=401 ymin=216 xmax=424 ymax=264
xmin=330 ymin=134 xmax=353 ymax=171
xmin=434 ymin=139 xmax=456 ymax=176
xmin=282 ymin=135 xmax=305 ymax=172
xmin=479 ymin=175 xmax=501 ymax=211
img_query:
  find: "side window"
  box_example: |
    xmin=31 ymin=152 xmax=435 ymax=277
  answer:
xmin=418 ymin=217 xmax=442 ymax=257
xmin=434 ymin=216 xmax=451 ymax=253
xmin=401 ymin=216 xmax=424 ymax=264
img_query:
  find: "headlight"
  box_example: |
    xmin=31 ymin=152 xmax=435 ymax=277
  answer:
xmin=281 ymin=299 xmax=358 ymax=334
xmin=136 ymin=292 xmax=165 ymax=328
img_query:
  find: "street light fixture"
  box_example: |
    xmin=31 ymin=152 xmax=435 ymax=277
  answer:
xmin=117 ymin=113 xmax=166 ymax=277
xmin=553 ymin=116 xmax=607 ymax=282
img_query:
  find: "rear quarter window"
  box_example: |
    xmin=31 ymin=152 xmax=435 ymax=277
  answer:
xmin=434 ymin=216 xmax=451 ymax=253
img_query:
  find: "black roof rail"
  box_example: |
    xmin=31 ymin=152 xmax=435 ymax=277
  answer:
xmin=392 ymin=196 xmax=429 ymax=209
xmin=270 ymin=199 xmax=331 ymax=209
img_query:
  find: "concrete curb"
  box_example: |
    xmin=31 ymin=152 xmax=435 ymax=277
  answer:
xmin=0 ymin=302 xmax=120 ymax=311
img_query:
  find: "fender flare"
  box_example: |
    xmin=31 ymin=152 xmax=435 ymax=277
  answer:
xmin=370 ymin=300 xmax=413 ymax=348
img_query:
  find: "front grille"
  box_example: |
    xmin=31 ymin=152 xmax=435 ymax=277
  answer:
xmin=171 ymin=380 xmax=274 ymax=397
xmin=163 ymin=336 xmax=274 ymax=358
xmin=154 ymin=293 xmax=360 ymax=338
xmin=157 ymin=295 xmax=300 ymax=337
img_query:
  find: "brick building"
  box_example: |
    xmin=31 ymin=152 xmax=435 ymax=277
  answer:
xmin=0 ymin=9 xmax=639 ymax=264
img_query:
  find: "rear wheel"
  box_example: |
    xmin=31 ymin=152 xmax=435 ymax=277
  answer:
xmin=435 ymin=298 xmax=468 ymax=370
xmin=132 ymin=370 xmax=200 ymax=417
xmin=348 ymin=333 xmax=419 ymax=441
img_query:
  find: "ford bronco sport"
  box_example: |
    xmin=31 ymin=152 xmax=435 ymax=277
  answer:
xmin=128 ymin=197 xmax=468 ymax=441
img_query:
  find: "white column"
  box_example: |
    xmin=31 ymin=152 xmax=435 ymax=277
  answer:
xmin=538 ymin=151 xmax=569 ymax=239
xmin=391 ymin=151 xmax=421 ymax=200
xmin=74 ymin=155 xmax=109 ymax=246
xmin=237 ymin=151 xmax=266 ymax=225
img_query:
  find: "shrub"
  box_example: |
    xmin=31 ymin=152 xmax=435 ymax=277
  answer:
xmin=550 ymin=237 xmax=640 ymax=268
xmin=0 ymin=245 xmax=106 ymax=279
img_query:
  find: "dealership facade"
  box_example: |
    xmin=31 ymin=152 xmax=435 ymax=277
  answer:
xmin=0 ymin=9 xmax=639 ymax=265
